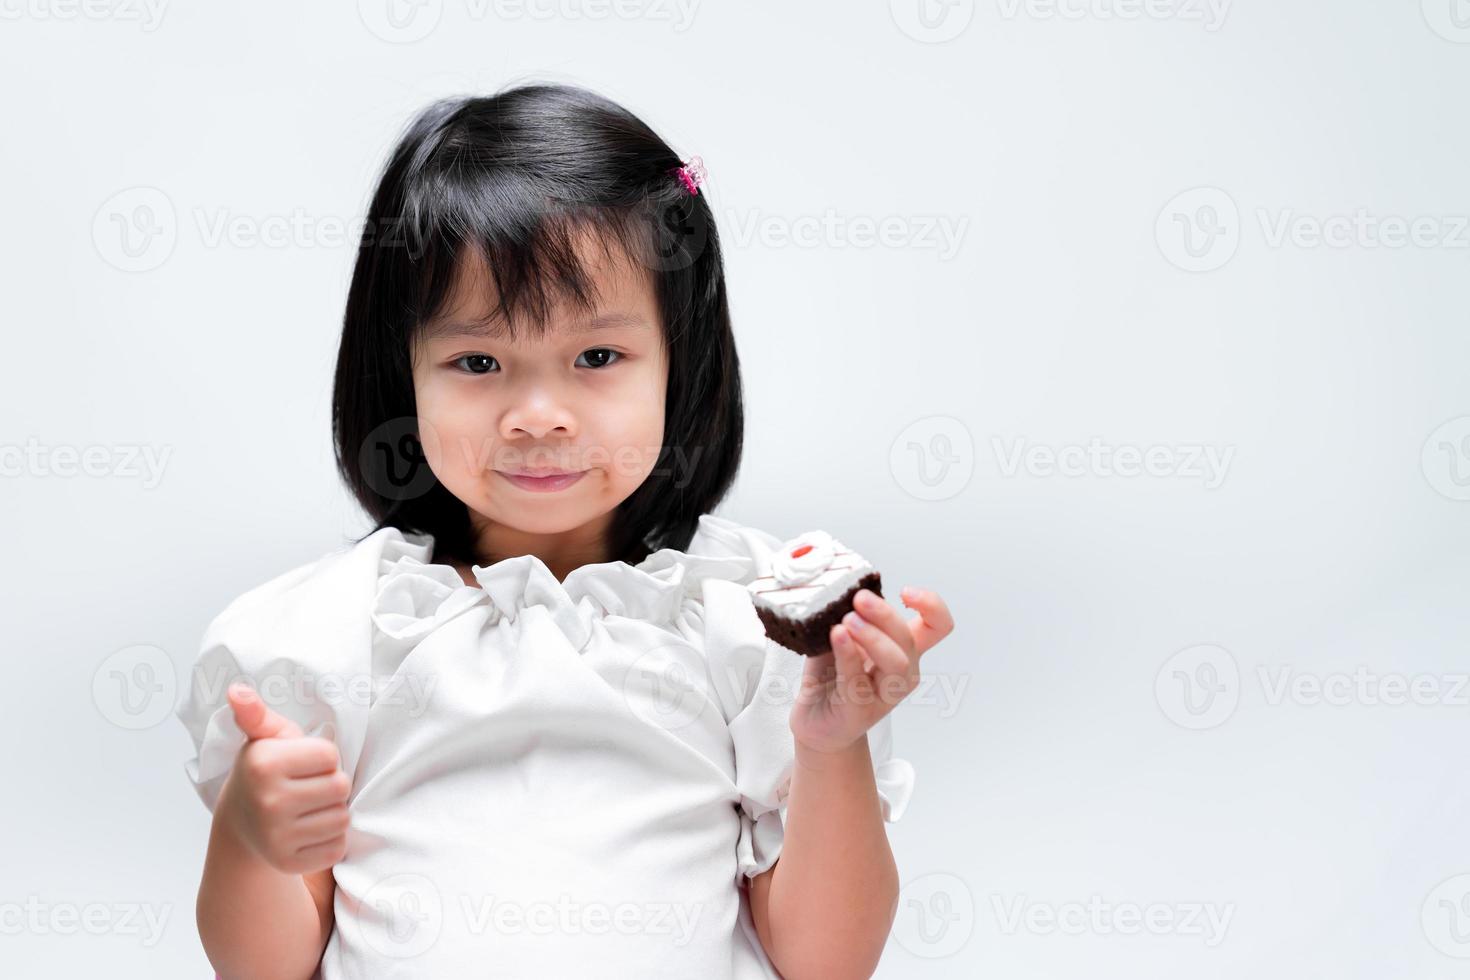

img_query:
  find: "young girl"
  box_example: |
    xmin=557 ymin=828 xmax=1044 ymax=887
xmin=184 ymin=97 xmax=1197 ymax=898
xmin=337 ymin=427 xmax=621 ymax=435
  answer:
xmin=176 ymin=82 xmax=953 ymax=980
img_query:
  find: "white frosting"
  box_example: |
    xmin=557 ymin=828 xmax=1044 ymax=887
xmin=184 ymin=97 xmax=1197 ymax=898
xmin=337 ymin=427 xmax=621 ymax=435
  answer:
xmin=770 ymin=531 xmax=836 ymax=587
xmin=748 ymin=531 xmax=875 ymax=620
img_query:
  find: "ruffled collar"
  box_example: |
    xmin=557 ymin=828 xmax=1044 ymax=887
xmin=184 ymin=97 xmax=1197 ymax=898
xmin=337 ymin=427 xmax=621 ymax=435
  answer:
xmin=470 ymin=547 xmax=753 ymax=629
xmin=368 ymin=515 xmax=768 ymax=652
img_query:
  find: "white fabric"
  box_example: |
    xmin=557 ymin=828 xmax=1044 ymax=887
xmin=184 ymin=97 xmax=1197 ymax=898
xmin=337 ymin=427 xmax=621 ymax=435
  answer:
xmin=175 ymin=513 xmax=915 ymax=979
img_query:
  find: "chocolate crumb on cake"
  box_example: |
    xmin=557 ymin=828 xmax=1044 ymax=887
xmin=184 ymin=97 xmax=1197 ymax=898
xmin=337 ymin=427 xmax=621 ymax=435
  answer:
xmin=748 ymin=531 xmax=882 ymax=656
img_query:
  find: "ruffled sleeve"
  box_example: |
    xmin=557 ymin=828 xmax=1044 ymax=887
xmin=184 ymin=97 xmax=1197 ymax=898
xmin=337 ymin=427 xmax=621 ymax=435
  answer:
xmin=690 ymin=515 xmax=917 ymax=883
xmin=174 ymin=527 xmax=426 ymax=813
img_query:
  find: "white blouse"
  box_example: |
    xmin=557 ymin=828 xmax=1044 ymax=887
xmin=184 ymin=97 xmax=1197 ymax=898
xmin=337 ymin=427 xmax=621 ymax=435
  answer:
xmin=176 ymin=513 xmax=915 ymax=979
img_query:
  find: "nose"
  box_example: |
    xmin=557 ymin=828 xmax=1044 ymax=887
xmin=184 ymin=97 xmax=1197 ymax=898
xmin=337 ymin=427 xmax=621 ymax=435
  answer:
xmin=499 ymin=387 xmax=577 ymax=441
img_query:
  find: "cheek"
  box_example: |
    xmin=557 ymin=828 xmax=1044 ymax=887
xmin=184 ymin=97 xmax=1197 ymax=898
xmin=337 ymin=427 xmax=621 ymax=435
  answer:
xmin=569 ymin=371 xmax=659 ymax=478
xmin=588 ymin=375 xmax=663 ymax=444
xmin=589 ymin=404 xmax=665 ymax=486
xmin=413 ymin=378 xmax=496 ymax=478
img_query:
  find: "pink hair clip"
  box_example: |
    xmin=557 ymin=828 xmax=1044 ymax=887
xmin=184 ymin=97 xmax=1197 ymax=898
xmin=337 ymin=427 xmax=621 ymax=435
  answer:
xmin=674 ymin=155 xmax=706 ymax=195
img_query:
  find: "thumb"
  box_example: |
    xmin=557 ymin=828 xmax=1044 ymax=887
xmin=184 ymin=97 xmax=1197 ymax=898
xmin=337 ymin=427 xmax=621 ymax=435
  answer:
xmin=227 ymin=683 xmax=304 ymax=740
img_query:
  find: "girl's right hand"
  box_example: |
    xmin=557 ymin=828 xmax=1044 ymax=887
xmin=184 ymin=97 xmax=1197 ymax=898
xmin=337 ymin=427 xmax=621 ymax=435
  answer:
xmin=217 ymin=683 xmax=352 ymax=875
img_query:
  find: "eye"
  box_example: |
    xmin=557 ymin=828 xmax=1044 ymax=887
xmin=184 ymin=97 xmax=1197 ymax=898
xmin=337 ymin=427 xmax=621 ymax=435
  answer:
xmin=575 ymin=348 xmax=622 ymax=370
xmin=451 ymin=354 xmax=498 ymax=375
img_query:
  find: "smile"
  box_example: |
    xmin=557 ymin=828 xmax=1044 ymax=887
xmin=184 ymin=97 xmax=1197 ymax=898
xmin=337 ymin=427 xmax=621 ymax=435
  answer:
xmin=496 ymin=470 xmax=588 ymax=493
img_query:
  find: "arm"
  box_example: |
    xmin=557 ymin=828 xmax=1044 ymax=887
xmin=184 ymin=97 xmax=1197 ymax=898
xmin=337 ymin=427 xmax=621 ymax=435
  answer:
xmin=749 ymin=735 xmax=900 ymax=980
xmin=751 ymin=585 xmax=955 ymax=979
xmin=196 ymin=769 xmax=336 ymax=980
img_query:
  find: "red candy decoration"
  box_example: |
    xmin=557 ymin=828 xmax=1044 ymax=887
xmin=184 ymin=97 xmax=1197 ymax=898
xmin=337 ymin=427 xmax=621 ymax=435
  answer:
xmin=791 ymin=544 xmax=813 ymax=558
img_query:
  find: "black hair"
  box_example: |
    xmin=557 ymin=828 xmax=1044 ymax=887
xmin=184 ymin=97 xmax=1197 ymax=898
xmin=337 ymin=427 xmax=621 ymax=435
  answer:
xmin=330 ymin=82 xmax=743 ymax=569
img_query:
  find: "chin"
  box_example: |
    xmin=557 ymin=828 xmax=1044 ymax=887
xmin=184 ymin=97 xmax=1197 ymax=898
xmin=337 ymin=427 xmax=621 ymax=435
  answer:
xmin=490 ymin=508 xmax=590 ymax=536
xmin=481 ymin=483 xmax=601 ymax=529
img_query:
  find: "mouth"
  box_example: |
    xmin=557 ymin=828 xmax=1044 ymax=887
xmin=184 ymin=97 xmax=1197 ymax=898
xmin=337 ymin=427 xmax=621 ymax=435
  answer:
xmin=496 ymin=469 xmax=588 ymax=493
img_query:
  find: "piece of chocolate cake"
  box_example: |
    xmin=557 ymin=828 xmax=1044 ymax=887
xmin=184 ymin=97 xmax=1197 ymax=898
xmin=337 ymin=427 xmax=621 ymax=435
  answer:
xmin=748 ymin=530 xmax=882 ymax=656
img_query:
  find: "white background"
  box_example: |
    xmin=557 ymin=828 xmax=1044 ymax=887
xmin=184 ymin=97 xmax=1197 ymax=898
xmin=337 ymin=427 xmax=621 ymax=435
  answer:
xmin=3 ymin=0 xmax=1469 ymax=976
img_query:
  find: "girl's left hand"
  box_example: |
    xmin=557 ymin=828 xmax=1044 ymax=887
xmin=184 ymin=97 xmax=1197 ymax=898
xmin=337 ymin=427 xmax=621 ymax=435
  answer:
xmin=789 ymin=585 xmax=954 ymax=755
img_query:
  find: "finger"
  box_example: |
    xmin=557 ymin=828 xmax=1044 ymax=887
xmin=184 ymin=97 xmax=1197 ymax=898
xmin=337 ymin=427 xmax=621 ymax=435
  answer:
xmin=824 ymin=626 xmax=857 ymax=676
xmin=261 ymin=735 xmax=342 ymax=780
xmin=900 ymin=587 xmax=954 ymax=657
xmin=293 ymin=833 xmax=347 ymax=863
xmin=831 ymin=625 xmax=868 ymax=696
xmin=293 ymin=803 xmax=352 ymax=842
xmin=228 ymin=683 xmax=304 ymax=740
xmin=285 ymin=766 xmax=351 ymax=811
xmin=798 ymin=648 xmax=836 ymax=705
xmin=841 ymin=609 xmax=909 ymax=676
xmin=851 ymin=590 xmax=917 ymax=658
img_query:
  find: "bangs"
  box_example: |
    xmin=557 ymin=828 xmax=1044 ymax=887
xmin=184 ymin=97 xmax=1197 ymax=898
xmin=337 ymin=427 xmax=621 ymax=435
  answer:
xmin=401 ymin=157 xmax=661 ymax=346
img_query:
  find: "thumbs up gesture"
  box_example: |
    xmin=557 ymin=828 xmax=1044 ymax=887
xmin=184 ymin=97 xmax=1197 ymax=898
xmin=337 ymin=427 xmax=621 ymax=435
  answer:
xmin=217 ymin=683 xmax=352 ymax=874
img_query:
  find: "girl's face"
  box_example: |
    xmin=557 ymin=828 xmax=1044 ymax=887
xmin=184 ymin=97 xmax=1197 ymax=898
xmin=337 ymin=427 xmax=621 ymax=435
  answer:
xmin=410 ymin=233 xmax=668 ymax=558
